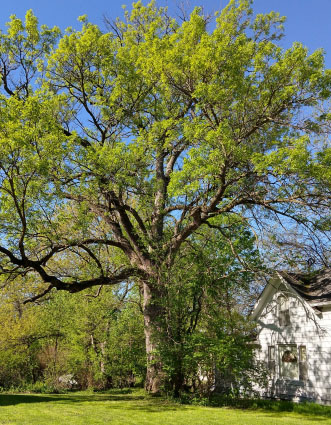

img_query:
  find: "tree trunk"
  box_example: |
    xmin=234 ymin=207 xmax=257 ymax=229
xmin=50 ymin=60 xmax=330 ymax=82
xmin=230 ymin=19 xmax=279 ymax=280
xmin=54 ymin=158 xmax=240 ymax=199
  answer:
xmin=173 ymin=376 xmax=184 ymax=398
xmin=172 ymin=354 xmax=184 ymax=398
xmin=143 ymin=281 xmax=164 ymax=394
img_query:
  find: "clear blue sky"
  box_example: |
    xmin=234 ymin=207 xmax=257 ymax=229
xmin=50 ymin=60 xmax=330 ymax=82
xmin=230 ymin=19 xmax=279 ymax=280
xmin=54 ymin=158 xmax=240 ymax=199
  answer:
xmin=0 ymin=0 xmax=330 ymax=66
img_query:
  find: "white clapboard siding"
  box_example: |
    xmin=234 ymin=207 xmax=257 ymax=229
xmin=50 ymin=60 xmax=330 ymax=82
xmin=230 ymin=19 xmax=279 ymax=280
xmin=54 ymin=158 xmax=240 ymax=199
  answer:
xmin=252 ymin=275 xmax=331 ymax=404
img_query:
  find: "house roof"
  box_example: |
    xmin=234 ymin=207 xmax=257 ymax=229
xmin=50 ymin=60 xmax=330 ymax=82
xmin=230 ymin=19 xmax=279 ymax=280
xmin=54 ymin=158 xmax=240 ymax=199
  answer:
xmin=278 ymin=269 xmax=331 ymax=307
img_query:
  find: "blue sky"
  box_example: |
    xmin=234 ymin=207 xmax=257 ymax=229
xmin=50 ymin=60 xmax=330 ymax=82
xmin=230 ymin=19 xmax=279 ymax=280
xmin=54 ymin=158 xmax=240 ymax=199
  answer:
xmin=0 ymin=1 xmax=330 ymax=66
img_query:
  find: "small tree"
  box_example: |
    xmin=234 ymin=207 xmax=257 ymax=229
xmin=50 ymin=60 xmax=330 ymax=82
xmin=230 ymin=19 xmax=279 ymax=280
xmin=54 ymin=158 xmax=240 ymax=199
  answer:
xmin=153 ymin=220 xmax=262 ymax=396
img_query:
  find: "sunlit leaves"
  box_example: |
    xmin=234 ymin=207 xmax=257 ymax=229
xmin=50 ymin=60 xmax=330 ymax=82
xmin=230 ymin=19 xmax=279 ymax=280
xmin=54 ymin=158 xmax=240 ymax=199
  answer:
xmin=0 ymin=1 xmax=329 ymax=301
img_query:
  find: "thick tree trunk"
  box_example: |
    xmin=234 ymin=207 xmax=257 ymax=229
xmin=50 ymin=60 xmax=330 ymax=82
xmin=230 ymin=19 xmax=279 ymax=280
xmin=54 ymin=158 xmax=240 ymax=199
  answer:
xmin=143 ymin=281 xmax=164 ymax=394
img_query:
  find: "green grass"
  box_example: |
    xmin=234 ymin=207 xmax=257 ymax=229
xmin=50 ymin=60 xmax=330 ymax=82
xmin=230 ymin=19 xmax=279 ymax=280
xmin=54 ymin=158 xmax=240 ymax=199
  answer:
xmin=0 ymin=389 xmax=331 ymax=425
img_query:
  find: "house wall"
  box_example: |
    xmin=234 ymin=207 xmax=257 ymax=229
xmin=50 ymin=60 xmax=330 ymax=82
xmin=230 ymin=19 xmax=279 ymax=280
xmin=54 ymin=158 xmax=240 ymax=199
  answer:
xmin=254 ymin=281 xmax=331 ymax=404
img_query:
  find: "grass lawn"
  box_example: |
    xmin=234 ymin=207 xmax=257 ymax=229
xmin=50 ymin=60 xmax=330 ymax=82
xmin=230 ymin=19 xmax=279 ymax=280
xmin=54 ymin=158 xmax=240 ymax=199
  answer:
xmin=0 ymin=389 xmax=331 ymax=425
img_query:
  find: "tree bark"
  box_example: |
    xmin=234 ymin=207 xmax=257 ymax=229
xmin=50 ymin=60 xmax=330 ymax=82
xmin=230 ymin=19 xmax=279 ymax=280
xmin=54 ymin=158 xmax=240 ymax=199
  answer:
xmin=143 ymin=281 xmax=164 ymax=394
xmin=173 ymin=369 xmax=184 ymax=398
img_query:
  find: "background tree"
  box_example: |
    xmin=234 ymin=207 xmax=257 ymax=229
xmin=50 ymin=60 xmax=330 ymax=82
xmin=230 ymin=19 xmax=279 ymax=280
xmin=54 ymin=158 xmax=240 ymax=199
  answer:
xmin=153 ymin=218 xmax=263 ymax=396
xmin=38 ymin=287 xmax=145 ymax=390
xmin=0 ymin=277 xmax=45 ymax=388
xmin=0 ymin=0 xmax=330 ymax=393
xmin=0 ymin=278 xmax=145 ymax=391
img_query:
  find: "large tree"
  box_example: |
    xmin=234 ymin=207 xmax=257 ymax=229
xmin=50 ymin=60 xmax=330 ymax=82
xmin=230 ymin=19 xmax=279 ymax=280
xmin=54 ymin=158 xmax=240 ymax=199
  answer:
xmin=0 ymin=1 xmax=330 ymax=392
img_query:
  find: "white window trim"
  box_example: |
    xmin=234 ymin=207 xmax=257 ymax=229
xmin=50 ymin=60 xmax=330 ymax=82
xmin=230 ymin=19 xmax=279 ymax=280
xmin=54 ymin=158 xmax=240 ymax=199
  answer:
xmin=276 ymin=343 xmax=308 ymax=382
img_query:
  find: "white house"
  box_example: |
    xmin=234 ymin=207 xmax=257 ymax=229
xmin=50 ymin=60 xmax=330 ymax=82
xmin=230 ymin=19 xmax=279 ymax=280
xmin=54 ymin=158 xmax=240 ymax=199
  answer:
xmin=251 ymin=269 xmax=331 ymax=404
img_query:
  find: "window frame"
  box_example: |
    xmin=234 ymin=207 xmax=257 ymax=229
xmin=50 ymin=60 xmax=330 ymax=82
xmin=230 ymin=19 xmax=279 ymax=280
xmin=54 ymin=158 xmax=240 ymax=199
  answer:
xmin=278 ymin=344 xmax=299 ymax=380
xmin=276 ymin=344 xmax=308 ymax=381
xmin=268 ymin=345 xmax=276 ymax=375
xmin=278 ymin=295 xmax=290 ymax=327
xmin=298 ymin=345 xmax=308 ymax=381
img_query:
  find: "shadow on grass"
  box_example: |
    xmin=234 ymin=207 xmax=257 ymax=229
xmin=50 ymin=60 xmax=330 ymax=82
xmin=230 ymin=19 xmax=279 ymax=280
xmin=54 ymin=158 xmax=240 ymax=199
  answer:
xmin=0 ymin=391 xmax=189 ymax=413
xmin=3 ymin=389 xmax=330 ymax=419
xmin=0 ymin=394 xmax=140 ymax=406
xmin=208 ymin=395 xmax=331 ymax=419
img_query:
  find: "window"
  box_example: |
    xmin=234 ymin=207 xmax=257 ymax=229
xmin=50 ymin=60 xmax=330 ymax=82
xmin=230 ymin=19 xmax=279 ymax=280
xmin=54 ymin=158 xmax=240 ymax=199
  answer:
xmin=279 ymin=345 xmax=298 ymax=379
xmin=299 ymin=345 xmax=308 ymax=380
xmin=268 ymin=346 xmax=275 ymax=375
xmin=278 ymin=295 xmax=290 ymax=326
xmin=278 ymin=344 xmax=308 ymax=380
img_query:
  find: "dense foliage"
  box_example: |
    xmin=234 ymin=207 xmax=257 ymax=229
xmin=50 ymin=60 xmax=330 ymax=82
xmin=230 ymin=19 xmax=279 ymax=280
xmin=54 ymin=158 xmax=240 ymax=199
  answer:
xmin=0 ymin=284 xmax=146 ymax=391
xmin=0 ymin=262 xmax=262 ymax=394
xmin=152 ymin=222 xmax=265 ymax=396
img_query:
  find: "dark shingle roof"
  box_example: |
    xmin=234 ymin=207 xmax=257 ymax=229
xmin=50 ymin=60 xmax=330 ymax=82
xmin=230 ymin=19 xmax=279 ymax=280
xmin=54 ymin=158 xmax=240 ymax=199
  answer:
xmin=279 ymin=269 xmax=331 ymax=306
